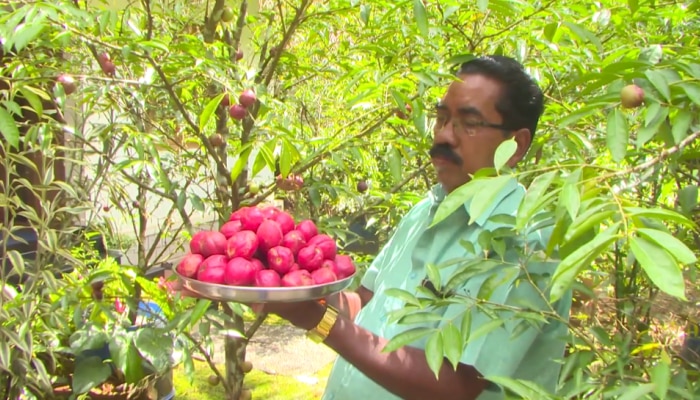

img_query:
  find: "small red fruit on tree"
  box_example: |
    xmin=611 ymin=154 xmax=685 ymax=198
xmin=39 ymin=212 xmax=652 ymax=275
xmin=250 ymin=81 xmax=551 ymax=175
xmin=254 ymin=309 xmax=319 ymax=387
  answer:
xmin=239 ymin=89 xmax=257 ymax=108
xmin=229 ymin=104 xmax=247 ymax=120
xmin=621 ymin=84 xmax=645 ymax=108
xmin=57 ymin=74 xmax=77 ymax=95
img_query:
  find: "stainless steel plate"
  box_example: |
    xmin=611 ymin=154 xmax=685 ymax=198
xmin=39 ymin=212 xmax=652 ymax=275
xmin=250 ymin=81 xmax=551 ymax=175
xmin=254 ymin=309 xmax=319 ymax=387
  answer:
xmin=173 ymin=266 xmax=356 ymax=303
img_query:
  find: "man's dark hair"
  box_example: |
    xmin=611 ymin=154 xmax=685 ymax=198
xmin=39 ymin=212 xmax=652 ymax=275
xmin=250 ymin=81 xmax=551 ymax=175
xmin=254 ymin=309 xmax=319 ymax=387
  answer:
xmin=457 ymin=55 xmax=544 ymax=139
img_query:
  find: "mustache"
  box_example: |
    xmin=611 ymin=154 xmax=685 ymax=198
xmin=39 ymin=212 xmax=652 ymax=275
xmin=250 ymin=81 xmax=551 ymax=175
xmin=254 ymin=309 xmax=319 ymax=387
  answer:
xmin=429 ymin=144 xmax=463 ymax=166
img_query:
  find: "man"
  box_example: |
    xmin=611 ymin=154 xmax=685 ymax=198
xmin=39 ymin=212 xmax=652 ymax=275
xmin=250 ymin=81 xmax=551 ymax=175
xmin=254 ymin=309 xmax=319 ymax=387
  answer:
xmin=256 ymin=55 xmax=572 ymax=400
xmin=170 ymin=54 xmax=571 ymax=399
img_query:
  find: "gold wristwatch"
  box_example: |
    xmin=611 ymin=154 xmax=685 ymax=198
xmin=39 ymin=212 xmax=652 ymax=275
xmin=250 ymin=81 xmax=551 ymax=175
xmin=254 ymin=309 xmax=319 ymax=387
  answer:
xmin=306 ymin=304 xmax=339 ymax=343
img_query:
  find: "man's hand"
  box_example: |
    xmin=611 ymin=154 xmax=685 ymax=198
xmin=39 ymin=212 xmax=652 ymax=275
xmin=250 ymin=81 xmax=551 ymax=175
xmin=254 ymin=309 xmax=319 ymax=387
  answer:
xmin=249 ymin=300 xmax=326 ymax=331
xmin=162 ymin=270 xmax=203 ymax=299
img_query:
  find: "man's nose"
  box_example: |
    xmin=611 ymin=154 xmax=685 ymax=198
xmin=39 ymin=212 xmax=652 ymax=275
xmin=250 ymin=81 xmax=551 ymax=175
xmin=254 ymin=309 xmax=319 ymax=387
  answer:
xmin=433 ymin=119 xmax=458 ymax=146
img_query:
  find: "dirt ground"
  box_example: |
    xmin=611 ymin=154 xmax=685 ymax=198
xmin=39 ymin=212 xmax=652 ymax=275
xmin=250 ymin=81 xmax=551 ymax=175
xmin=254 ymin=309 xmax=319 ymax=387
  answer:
xmin=204 ymin=322 xmax=338 ymax=380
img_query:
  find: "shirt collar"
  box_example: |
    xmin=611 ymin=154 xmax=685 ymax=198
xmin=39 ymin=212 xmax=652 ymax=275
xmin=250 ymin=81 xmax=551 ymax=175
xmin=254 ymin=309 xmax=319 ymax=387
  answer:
xmin=428 ymin=177 xmax=520 ymax=226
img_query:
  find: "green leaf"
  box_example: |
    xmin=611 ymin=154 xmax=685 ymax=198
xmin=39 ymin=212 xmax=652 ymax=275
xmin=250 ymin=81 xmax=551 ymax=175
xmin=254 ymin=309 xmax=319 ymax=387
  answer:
xmin=383 ymin=327 xmax=434 ymax=353
xmin=398 ymin=311 xmax=445 ymax=325
xmin=493 ymin=138 xmax=517 ymax=173
xmin=425 ymin=331 xmax=444 ymax=379
xmin=230 ymin=144 xmax=253 ymax=183
xmin=430 ymin=179 xmax=485 ymax=227
xmin=559 ymin=183 xmax=581 ymax=220
xmin=467 ymin=319 xmax=505 ymax=343
xmin=645 ymin=70 xmax=671 ymax=101
xmin=485 ymin=376 xmax=556 ymax=400
xmin=384 ymin=288 xmax=420 ymax=307
xmin=563 ymin=21 xmax=602 ymax=51
xmin=280 ymin=140 xmax=292 ymax=178
xmin=412 ymin=0 xmax=429 ymax=38
xmin=617 ymin=383 xmax=656 ymax=400
xmin=564 ymin=205 xmax=615 ymax=243
xmin=0 ymin=107 xmax=20 ymax=149
xmin=190 ymin=195 xmax=204 ymax=212
xmin=476 ymin=0 xmax=489 ymax=12
xmin=189 ymin=299 xmax=212 ymax=327
xmin=13 ymin=21 xmax=45 ymax=52
xmin=444 ymin=260 xmax=501 ymax=293
xmin=550 ymin=223 xmax=620 ymax=302
xmin=635 ymin=228 xmax=697 ymax=265
xmin=625 ymin=207 xmax=696 ymax=229
xmin=678 ymin=185 xmax=698 ymax=214
xmin=199 ymin=93 xmax=223 ymax=132
xmin=72 ymin=356 xmax=112 ymax=394
xmin=650 ymin=352 xmax=671 ymax=399
xmin=477 ymin=267 xmax=518 ymax=301
xmin=6 ymin=250 xmax=25 ymax=277
xmin=441 ymin=323 xmax=463 ymax=370
xmin=680 ymin=82 xmax=700 ymax=105
xmin=426 ymin=263 xmax=441 ymax=292
xmin=606 ymin=108 xmax=628 ymax=162
xmin=460 ymin=310 xmax=472 ymax=341
xmin=468 ymin=175 xmax=514 ymax=225
xmin=671 ymin=109 xmax=693 ymax=144
xmin=515 ymin=171 xmax=558 ymax=230
xmin=637 ymin=104 xmax=669 ymax=147
xmin=388 ymin=146 xmax=402 ymax=182
xmin=124 ymin=340 xmax=145 ymax=383
xmin=629 ymin=236 xmax=686 ymax=300
xmin=135 ymin=328 xmax=172 ymax=374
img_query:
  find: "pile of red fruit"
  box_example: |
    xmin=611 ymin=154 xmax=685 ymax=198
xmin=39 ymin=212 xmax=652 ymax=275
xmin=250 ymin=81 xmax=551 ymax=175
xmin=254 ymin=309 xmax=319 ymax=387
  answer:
xmin=176 ymin=205 xmax=356 ymax=288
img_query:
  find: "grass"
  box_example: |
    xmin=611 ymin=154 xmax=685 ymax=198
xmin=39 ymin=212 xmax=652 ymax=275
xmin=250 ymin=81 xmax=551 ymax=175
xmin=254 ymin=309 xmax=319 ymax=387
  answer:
xmin=173 ymin=359 xmax=334 ymax=400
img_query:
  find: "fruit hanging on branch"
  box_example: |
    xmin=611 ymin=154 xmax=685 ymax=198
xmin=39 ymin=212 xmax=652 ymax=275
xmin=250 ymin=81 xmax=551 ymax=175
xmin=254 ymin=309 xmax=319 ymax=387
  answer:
xmin=221 ymin=6 xmax=234 ymax=22
xmin=276 ymin=174 xmax=304 ymax=191
xmin=97 ymin=52 xmax=116 ymax=76
xmin=620 ymin=84 xmax=645 ymax=108
xmin=356 ymin=180 xmax=368 ymax=193
xmin=395 ymin=103 xmax=412 ymax=120
xmin=209 ymin=133 xmax=225 ymax=147
xmin=239 ymin=89 xmax=257 ymax=108
xmin=56 ymin=74 xmax=77 ymax=95
xmin=229 ymin=104 xmax=247 ymax=120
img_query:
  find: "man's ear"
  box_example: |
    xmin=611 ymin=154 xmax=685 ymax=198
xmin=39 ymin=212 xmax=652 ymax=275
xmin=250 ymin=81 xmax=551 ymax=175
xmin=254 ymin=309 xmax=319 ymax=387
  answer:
xmin=507 ymin=128 xmax=532 ymax=167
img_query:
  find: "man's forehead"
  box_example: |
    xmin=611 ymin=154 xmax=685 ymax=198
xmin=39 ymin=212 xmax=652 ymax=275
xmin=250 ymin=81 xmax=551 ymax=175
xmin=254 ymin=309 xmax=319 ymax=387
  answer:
xmin=436 ymin=74 xmax=502 ymax=111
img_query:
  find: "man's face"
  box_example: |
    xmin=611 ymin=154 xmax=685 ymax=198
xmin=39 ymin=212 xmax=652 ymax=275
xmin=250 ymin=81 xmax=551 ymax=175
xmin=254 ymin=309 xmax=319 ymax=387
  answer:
xmin=430 ymin=73 xmax=530 ymax=193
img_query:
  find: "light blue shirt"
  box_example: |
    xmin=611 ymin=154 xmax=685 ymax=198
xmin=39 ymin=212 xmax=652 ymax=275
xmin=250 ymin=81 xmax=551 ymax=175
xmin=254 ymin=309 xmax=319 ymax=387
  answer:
xmin=323 ymin=178 xmax=572 ymax=400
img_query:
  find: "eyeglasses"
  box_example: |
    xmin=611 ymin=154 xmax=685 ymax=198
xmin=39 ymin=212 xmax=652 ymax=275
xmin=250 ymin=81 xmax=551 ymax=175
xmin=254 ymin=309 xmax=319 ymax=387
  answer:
xmin=428 ymin=113 xmax=510 ymax=137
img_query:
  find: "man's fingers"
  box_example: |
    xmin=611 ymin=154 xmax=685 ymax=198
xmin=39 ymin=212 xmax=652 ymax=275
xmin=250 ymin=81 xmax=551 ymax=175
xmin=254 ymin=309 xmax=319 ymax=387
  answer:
xmin=250 ymin=303 xmax=266 ymax=315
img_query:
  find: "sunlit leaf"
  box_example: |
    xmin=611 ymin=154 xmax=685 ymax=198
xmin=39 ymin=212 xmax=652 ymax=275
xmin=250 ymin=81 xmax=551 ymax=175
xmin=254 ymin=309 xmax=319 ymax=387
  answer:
xmin=606 ymin=108 xmax=628 ymax=162
xmin=550 ymin=223 xmax=620 ymax=302
xmin=0 ymin=107 xmax=20 ymax=149
xmin=645 ymin=70 xmax=671 ymax=101
xmin=635 ymin=228 xmax=697 ymax=265
xmin=493 ymin=138 xmax=517 ymax=173
xmin=671 ymin=109 xmax=693 ymax=144
xmin=629 ymin=236 xmax=686 ymax=300
xmin=468 ymin=175 xmax=514 ymax=225
xmin=441 ymin=322 xmax=463 ymax=370
xmin=412 ymin=0 xmax=429 ymax=38
xmin=425 ymin=331 xmax=444 ymax=379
